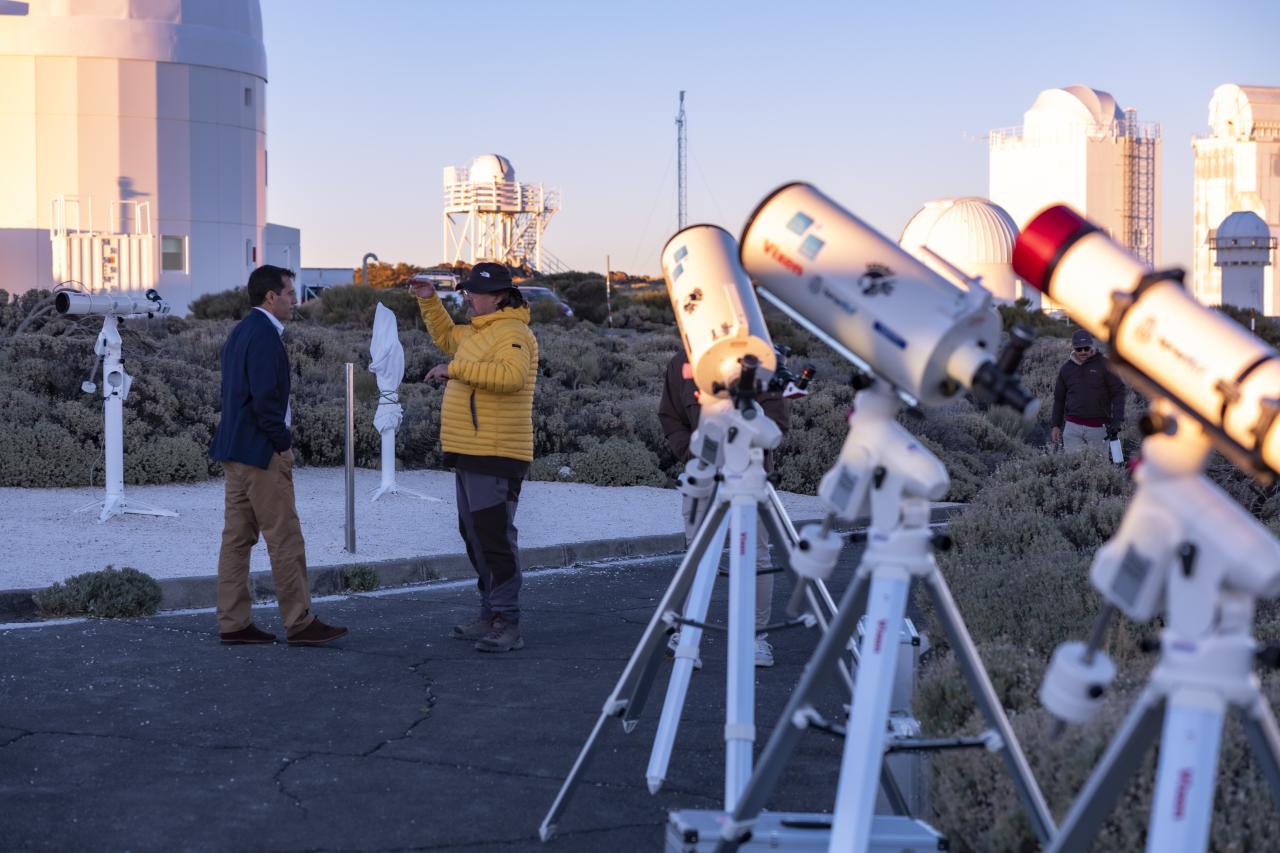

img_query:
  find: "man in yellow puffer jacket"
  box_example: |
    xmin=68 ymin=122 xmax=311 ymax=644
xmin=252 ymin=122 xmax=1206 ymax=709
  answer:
xmin=411 ymin=263 xmax=538 ymax=653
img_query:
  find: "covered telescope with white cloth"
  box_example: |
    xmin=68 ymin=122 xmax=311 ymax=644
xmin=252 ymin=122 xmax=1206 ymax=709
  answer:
xmin=368 ymin=303 xmax=434 ymax=502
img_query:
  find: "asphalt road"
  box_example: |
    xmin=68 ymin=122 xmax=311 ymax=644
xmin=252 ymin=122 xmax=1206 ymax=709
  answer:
xmin=0 ymin=548 xmax=873 ymax=852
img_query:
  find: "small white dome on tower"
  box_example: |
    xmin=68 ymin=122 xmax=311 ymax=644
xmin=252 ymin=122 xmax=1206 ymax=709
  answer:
xmin=1217 ymin=210 xmax=1271 ymax=243
xmin=469 ymin=154 xmax=515 ymax=184
xmin=900 ymin=197 xmax=1032 ymax=305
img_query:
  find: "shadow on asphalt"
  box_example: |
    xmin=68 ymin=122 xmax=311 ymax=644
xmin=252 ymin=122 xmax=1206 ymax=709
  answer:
xmin=0 ymin=553 xmax=869 ymax=852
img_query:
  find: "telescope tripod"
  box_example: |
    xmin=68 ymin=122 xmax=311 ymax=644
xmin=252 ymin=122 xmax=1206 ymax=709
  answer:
xmin=1042 ymin=416 xmax=1280 ymax=853
xmin=716 ymin=383 xmax=1056 ymax=852
xmin=75 ymin=314 xmax=176 ymax=522
xmin=539 ymin=397 xmax=847 ymax=842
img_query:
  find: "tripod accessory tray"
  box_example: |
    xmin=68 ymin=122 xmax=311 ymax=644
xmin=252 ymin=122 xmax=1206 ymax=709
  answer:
xmin=664 ymin=810 xmax=946 ymax=852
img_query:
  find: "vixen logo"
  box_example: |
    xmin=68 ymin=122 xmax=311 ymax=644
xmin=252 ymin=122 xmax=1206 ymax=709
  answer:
xmin=763 ymin=240 xmax=804 ymax=276
xmin=872 ymin=618 xmax=888 ymax=653
xmin=739 ymin=532 xmax=748 ymax=556
xmin=1173 ymin=769 xmax=1193 ymax=819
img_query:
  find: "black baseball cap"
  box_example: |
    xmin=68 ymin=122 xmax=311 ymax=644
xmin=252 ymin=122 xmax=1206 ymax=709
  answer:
xmin=1071 ymin=329 xmax=1094 ymax=349
xmin=460 ymin=262 xmax=514 ymax=294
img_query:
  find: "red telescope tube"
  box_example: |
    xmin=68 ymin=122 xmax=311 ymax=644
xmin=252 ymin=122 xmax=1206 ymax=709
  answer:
xmin=1012 ymin=205 xmax=1099 ymax=295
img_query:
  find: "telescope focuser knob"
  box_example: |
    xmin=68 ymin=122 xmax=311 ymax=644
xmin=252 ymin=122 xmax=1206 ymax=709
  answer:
xmin=846 ymin=530 xmax=868 ymax=544
xmin=930 ymin=533 xmax=953 ymax=552
xmin=1139 ymin=411 xmax=1177 ymax=437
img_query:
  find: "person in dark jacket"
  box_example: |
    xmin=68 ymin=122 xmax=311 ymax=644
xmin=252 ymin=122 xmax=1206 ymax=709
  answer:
xmin=1051 ymin=329 xmax=1125 ymax=454
xmin=657 ymin=349 xmax=790 ymax=667
xmin=209 ymin=265 xmax=347 ymax=647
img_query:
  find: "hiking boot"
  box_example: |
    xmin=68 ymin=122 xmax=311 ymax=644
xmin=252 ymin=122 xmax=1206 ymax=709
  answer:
xmin=287 ymin=618 xmax=349 ymax=646
xmin=450 ymin=615 xmax=494 ymax=641
xmin=475 ymin=615 xmax=523 ymax=653
xmin=666 ymin=630 xmax=702 ymax=670
xmin=754 ymin=635 xmax=775 ymax=668
xmin=220 ymin=623 xmax=276 ymax=645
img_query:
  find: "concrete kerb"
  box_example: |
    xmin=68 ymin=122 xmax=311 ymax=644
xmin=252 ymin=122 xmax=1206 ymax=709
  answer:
xmin=1 ymin=504 xmax=964 ymax=621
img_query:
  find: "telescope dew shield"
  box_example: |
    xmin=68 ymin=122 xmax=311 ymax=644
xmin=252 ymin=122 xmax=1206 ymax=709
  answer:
xmin=661 ymin=224 xmax=776 ymax=397
xmin=740 ymin=183 xmax=1007 ymax=409
xmin=1014 ymin=204 xmax=1280 ymax=481
xmin=54 ymin=291 xmax=172 ymax=318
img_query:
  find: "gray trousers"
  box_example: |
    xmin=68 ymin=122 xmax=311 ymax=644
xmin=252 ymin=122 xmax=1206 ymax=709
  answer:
xmin=455 ymin=469 xmax=523 ymax=623
xmin=682 ymin=493 xmax=774 ymax=632
xmin=1064 ymin=422 xmax=1107 ymax=454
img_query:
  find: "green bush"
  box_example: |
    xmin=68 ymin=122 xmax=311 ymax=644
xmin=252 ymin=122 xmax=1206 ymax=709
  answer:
xmin=189 ymin=287 xmax=250 ymax=320
xmin=34 ymin=566 xmax=163 ymax=618
xmin=343 ymin=565 xmax=380 ymax=592
xmin=568 ymin=437 xmax=668 ymax=487
xmin=298 ymin=284 xmax=423 ymax=329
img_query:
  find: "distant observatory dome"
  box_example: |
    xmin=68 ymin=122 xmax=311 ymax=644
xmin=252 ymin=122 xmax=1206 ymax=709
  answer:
xmin=0 ymin=0 xmax=266 ymax=77
xmin=1217 ymin=210 xmax=1272 ymax=242
xmin=469 ymin=154 xmax=515 ymax=184
xmin=899 ymin=197 xmax=1031 ymax=305
xmin=1023 ymin=85 xmax=1124 ymax=139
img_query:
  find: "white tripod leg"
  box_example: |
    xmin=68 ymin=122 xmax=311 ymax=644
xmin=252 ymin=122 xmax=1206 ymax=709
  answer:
xmin=647 ymin=512 xmax=729 ymax=793
xmin=725 ymin=495 xmax=759 ymax=810
xmin=829 ymin=569 xmax=909 ymax=853
xmin=1146 ymin=689 xmax=1226 ymax=853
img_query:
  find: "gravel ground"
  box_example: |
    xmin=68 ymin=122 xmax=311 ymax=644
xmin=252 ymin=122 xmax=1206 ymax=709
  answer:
xmin=0 ymin=467 xmax=827 ymax=590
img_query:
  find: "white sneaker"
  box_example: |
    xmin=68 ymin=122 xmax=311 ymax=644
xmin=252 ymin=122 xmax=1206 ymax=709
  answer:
xmin=754 ymin=635 xmax=775 ymax=668
xmin=666 ymin=630 xmax=703 ymax=670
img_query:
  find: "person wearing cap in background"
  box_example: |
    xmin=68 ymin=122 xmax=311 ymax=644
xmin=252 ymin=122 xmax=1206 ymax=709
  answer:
xmin=1050 ymin=329 xmax=1126 ymax=454
xmin=410 ymin=263 xmax=538 ymax=653
xmin=658 ymin=348 xmax=790 ymax=668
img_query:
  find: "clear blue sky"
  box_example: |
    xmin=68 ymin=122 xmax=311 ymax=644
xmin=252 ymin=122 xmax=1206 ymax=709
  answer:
xmin=262 ymin=0 xmax=1279 ymax=277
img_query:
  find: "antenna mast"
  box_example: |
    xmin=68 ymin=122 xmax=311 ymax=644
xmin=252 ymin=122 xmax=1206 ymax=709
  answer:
xmin=676 ymin=90 xmax=687 ymax=230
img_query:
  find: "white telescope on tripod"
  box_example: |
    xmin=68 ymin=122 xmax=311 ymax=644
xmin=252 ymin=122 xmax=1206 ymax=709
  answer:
xmin=1018 ymin=205 xmax=1280 ymax=853
xmin=714 ymin=183 xmax=1055 ymax=853
xmin=56 ymin=288 xmax=176 ymax=523
xmin=540 ymin=225 xmax=854 ymax=843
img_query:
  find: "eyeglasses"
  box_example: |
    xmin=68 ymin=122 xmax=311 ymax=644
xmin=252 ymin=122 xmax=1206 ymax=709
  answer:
xmin=1073 ymin=346 xmax=1093 ymax=353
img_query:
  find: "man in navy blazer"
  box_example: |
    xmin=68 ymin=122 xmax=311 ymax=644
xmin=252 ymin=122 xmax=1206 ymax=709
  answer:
xmin=210 ymin=265 xmax=347 ymax=646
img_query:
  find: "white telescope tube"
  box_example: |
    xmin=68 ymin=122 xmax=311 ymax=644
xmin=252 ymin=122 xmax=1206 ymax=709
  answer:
xmin=661 ymin=224 xmax=776 ymax=398
xmin=55 ymin=291 xmax=171 ymax=318
xmin=1013 ymin=205 xmax=1280 ymax=482
xmin=739 ymin=183 xmax=1035 ymax=415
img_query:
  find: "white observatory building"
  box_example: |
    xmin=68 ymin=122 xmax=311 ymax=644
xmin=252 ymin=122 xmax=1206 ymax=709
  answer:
xmin=442 ymin=154 xmax=561 ymax=272
xmin=899 ymin=197 xmax=1036 ymax=308
xmin=990 ymin=85 xmax=1161 ymax=267
xmin=1192 ymin=84 xmax=1280 ymax=307
xmin=1213 ymin=211 xmax=1276 ymax=315
xmin=0 ymin=0 xmax=290 ymax=314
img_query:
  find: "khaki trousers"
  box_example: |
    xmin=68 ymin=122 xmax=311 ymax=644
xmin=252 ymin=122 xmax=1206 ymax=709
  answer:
xmin=216 ymin=450 xmax=315 ymax=636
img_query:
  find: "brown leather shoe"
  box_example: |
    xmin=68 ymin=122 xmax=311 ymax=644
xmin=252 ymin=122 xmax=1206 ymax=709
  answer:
xmin=220 ymin=624 xmax=277 ymax=645
xmin=287 ymin=618 xmax=349 ymax=646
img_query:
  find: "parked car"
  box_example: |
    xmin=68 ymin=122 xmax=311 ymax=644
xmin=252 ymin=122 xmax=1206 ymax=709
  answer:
xmin=518 ymin=286 xmax=574 ymax=317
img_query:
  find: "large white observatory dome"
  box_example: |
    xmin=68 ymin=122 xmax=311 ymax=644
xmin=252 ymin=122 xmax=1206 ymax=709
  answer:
xmin=469 ymin=154 xmax=515 ymax=184
xmin=0 ymin=0 xmax=269 ymax=313
xmin=899 ymin=197 xmax=1031 ymax=305
xmin=1023 ymin=84 xmax=1124 ymax=138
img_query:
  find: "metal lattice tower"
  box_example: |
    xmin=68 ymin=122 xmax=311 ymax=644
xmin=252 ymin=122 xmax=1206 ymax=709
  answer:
xmin=1122 ymin=108 xmax=1158 ymax=267
xmin=676 ymin=90 xmax=687 ymax=230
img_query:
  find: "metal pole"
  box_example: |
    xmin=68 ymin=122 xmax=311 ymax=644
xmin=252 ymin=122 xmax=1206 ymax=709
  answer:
xmin=605 ymin=254 xmax=613 ymax=328
xmin=344 ymin=362 xmax=356 ymax=553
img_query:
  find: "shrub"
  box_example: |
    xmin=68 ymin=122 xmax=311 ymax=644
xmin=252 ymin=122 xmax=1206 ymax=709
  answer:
xmin=34 ymin=566 xmax=163 ymax=618
xmin=343 ymin=565 xmax=380 ymax=592
xmin=298 ymin=284 xmax=423 ymax=329
xmin=546 ymin=274 xmax=609 ymax=324
xmin=568 ymin=437 xmax=668 ymax=487
xmin=189 ymin=287 xmax=250 ymax=320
